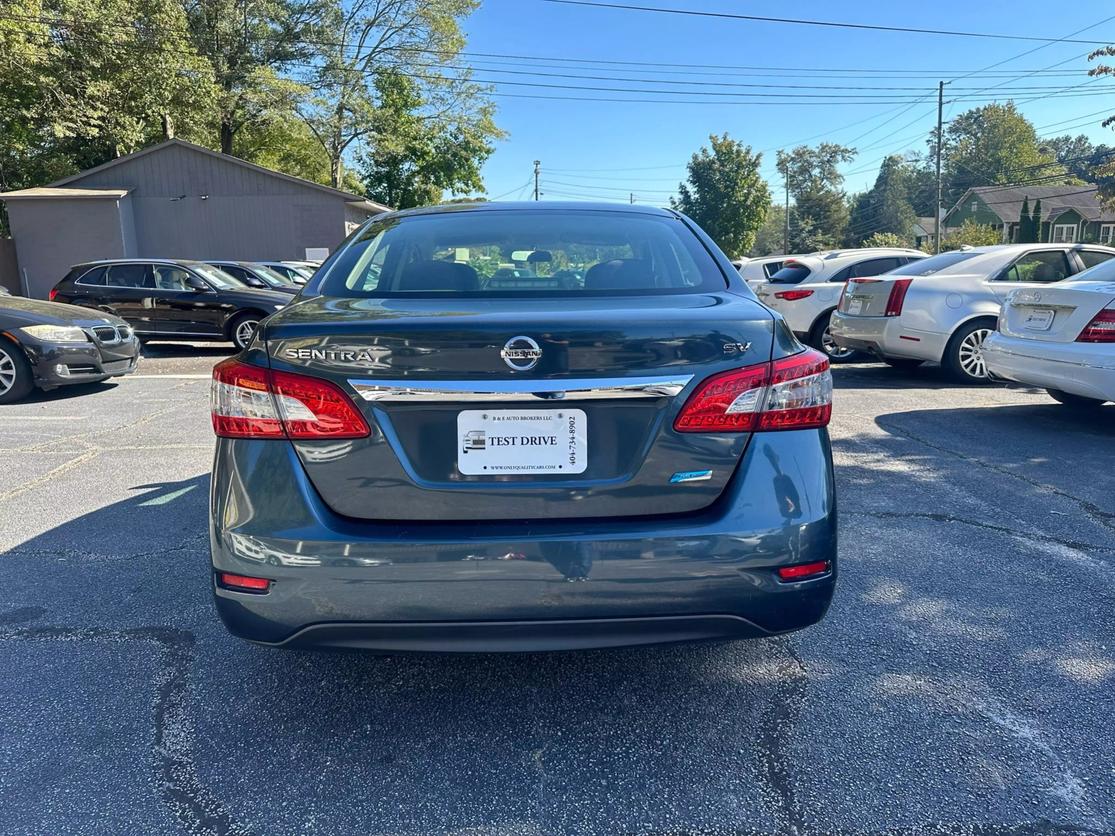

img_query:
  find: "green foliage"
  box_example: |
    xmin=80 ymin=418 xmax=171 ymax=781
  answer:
xmin=749 ymin=204 xmax=786 ymax=256
xmin=1017 ymin=197 xmax=1035 ymax=243
xmin=941 ymin=219 xmax=1002 ymax=251
xmin=671 ymin=133 xmax=771 ymax=258
xmin=777 ymin=143 xmax=856 ymax=251
xmin=942 ymin=103 xmax=1064 ymax=205
xmin=847 ymin=155 xmax=917 ymax=246
xmin=861 ymin=231 xmax=908 ymax=249
xmin=1031 ymin=199 xmax=1042 ymax=240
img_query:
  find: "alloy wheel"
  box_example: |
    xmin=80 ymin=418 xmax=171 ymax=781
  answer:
xmin=957 ymin=327 xmax=992 ymax=379
xmin=0 ymin=347 xmax=15 ymax=396
xmin=234 ymin=319 xmax=259 ymax=350
xmin=821 ymin=326 xmax=856 ymax=361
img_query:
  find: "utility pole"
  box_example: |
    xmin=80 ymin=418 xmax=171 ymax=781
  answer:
xmin=934 ymin=81 xmax=945 ymax=254
xmin=533 ymin=160 xmax=541 ymax=201
xmin=630 ymin=192 xmax=635 ymax=204
xmin=783 ymin=174 xmax=790 ymax=255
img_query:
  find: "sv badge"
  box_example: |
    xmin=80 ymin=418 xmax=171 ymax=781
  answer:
xmin=722 ymin=342 xmax=752 ymax=355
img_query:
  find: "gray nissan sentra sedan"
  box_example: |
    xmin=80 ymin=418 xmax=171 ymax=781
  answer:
xmin=208 ymin=202 xmax=837 ymax=652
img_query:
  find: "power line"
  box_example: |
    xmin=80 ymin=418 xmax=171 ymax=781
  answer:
xmin=542 ymin=1 xmax=1115 ymax=45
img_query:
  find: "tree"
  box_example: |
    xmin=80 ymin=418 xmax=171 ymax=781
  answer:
xmin=359 ymin=71 xmax=498 ymax=208
xmin=846 ymin=155 xmax=917 ymax=246
xmin=777 ymin=143 xmax=856 ymax=251
xmin=1031 ymin=199 xmax=1043 ymax=242
xmin=671 ymin=133 xmax=771 ymax=258
xmin=749 ymin=204 xmax=786 ymax=256
xmin=1088 ymin=45 xmax=1115 ymax=205
xmin=1017 ymin=197 xmax=1034 ymax=243
xmin=861 ymin=231 xmax=907 ymax=249
xmin=941 ymin=220 xmax=1001 ymax=251
xmin=297 ymin=0 xmax=490 ymax=189
xmin=941 ymin=102 xmax=1063 ymax=206
xmin=183 ymin=0 xmax=324 ymax=155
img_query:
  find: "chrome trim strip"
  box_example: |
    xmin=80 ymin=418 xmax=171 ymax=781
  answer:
xmin=348 ymin=375 xmax=694 ymax=402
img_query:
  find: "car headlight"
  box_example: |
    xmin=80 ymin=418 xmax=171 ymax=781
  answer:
xmin=18 ymin=324 xmax=90 ymax=343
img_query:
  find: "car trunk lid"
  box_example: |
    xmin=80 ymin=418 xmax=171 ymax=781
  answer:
xmin=1000 ymin=281 xmax=1115 ymax=343
xmin=264 ymin=294 xmax=777 ymax=521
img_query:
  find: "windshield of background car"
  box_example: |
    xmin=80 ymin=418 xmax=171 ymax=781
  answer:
xmin=886 ymin=251 xmax=981 ymax=276
xmin=192 ymin=265 xmax=243 ymax=289
xmin=316 ymin=210 xmax=727 ymax=297
xmin=254 ymin=265 xmax=296 ymax=287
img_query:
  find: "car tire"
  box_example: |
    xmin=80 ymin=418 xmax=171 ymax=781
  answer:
xmin=1046 ymin=389 xmax=1107 ymax=409
xmin=942 ymin=319 xmax=996 ymax=383
xmin=229 ymin=314 xmax=262 ymax=351
xmin=883 ymin=358 xmax=924 ymax=371
xmin=0 ymin=340 xmax=35 ymax=404
xmin=809 ymin=310 xmax=859 ymax=363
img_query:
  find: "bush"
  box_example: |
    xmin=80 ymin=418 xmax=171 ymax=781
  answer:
xmin=861 ymin=231 xmax=911 ymax=249
xmin=941 ymin=220 xmax=1002 ymax=251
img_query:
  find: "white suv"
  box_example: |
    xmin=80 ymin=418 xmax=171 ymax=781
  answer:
xmin=755 ymin=248 xmax=926 ymax=360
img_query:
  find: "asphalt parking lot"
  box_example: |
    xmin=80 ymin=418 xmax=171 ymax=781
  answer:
xmin=1 ymin=344 xmax=1112 ymax=836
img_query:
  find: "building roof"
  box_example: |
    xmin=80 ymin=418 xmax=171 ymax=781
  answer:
xmin=0 ymin=187 xmax=130 ymax=200
xmin=955 ymin=185 xmax=1115 ymax=224
xmin=41 ymin=138 xmax=391 ymax=212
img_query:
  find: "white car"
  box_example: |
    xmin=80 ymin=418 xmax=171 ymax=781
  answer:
xmin=755 ymin=248 xmax=926 ymax=360
xmin=984 ymin=270 xmax=1115 ymax=408
xmin=830 ymin=244 xmax=1115 ymax=381
xmin=736 ymin=255 xmax=790 ymax=290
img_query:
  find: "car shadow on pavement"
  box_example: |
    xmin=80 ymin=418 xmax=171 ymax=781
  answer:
xmin=8 ymin=380 xmax=121 ymax=404
xmin=140 ymin=342 xmax=234 ymax=359
xmin=831 ymin=362 xmax=978 ymax=391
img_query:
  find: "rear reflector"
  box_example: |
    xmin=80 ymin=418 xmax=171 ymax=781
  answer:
xmin=674 ymin=349 xmax=832 ymax=433
xmin=48 ymin=289 xmax=58 ymax=301
xmin=216 ymin=572 xmax=271 ymax=593
xmin=777 ymin=561 xmax=831 ymax=582
xmin=774 ymin=289 xmax=815 ymax=301
xmin=1077 ymin=308 xmax=1115 ymax=343
xmin=211 ymin=358 xmax=370 ymax=439
xmin=884 ymin=279 xmax=913 ymax=317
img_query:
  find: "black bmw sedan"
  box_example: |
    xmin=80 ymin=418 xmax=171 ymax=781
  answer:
xmin=0 ymin=293 xmax=140 ymax=403
xmin=209 ymin=202 xmax=837 ymax=652
xmin=51 ymin=259 xmax=292 ymax=350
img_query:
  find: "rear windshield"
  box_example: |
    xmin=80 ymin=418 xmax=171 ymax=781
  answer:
xmin=316 ymin=210 xmax=727 ymax=298
xmin=887 ymin=251 xmax=980 ymax=276
xmin=768 ymin=265 xmax=812 ymax=284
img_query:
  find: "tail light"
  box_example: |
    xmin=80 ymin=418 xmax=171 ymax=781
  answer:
xmin=774 ymin=289 xmax=814 ymax=301
xmin=1077 ymin=308 xmax=1115 ymax=342
xmin=211 ymin=358 xmax=370 ymax=439
xmin=884 ymin=279 xmax=913 ymax=317
xmin=48 ymin=289 xmax=58 ymax=301
xmin=674 ymin=349 xmax=832 ymax=433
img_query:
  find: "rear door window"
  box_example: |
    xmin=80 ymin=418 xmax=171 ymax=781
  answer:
xmin=76 ymin=266 xmax=107 ymax=286
xmin=1000 ymin=251 xmax=1072 ymax=283
xmin=321 ymin=210 xmax=728 ymax=297
xmin=105 ymin=263 xmax=151 ymax=288
xmin=1079 ymin=250 xmax=1115 ymax=270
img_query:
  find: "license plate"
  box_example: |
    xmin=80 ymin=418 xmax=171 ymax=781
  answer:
xmin=457 ymin=409 xmax=587 ymax=475
xmin=847 ymin=298 xmax=864 ymax=315
xmin=1022 ymin=308 xmax=1055 ymax=331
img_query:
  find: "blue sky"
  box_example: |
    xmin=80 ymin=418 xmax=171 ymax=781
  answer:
xmin=458 ymin=0 xmax=1115 ymax=205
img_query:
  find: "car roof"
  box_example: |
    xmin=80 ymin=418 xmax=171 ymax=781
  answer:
xmin=781 ymin=248 xmax=926 ymax=273
xmin=948 ymin=243 xmax=1115 ymax=254
xmin=70 ymin=258 xmax=210 ymax=270
xmin=380 ymin=200 xmax=679 ymax=221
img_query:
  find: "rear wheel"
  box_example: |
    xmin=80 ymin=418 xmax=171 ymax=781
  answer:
xmin=943 ymin=320 xmax=995 ymax=383
xmin=230 ymin=314 xmax=262 ymax=351
xmin=0 ymin=341 xmax=35 ymax=404
xmin=809 ymin=310 xmax=858 ymax=363
xmin=883 ymin=358 xmax=924 ymax=371
xmin=1046 ymin=389 xmax=1107 ymax=409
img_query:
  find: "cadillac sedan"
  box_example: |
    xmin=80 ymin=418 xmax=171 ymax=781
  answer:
xmin=208 ymin=202 xmax=837 ymax=652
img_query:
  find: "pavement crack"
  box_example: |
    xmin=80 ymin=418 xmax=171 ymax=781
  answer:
xmin=754 ymin=637 xmax=809 ymax=836
xmin=844 ymin=510 xmax=1115 ymax=556
xmin=0 ymin=624 xmax=248 ymax=836
xmin=875 ymin=416 xmax=1115 ymax=536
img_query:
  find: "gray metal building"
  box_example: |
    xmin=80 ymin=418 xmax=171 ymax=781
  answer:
xmin=0 ymin=139 xmax=389 ymax=298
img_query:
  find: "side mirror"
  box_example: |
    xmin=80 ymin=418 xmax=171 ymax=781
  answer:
xmin=185 ymin=275 xmax=208 ymax=291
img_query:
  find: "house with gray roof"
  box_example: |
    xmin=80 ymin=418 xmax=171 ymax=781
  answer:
xmin=0 ymin=139 xmax=390 ymax=298
xmin=942 ymin=184 xmax=1115 ymax=246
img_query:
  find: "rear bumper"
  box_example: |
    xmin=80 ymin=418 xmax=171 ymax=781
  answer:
xmin=22 ymin=336 xmax=140 ymax=389
xmin=983 ymin=333 xmax=1115 ymax=402
xmin=829 ymin=312 xmax=945 ymax=362
xmin=210 ymin=430 xmax=838 ymax=651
